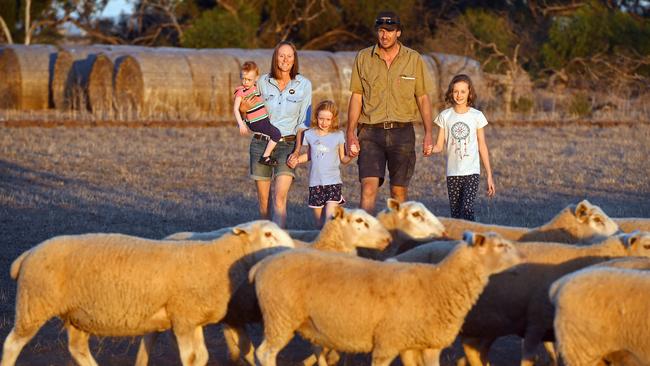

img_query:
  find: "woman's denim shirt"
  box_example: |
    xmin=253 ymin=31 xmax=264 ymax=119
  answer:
xmin=257 ymin=73 xmax=312 ymax=136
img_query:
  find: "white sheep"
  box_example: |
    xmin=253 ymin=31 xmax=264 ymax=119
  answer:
xmin=438 ymin=199 xmax=619 ymax=244
xmin=391 ymin=231 xmax=650 ymax=366
xmin=220 ymin=207 xmax=392 ymax=365
xmin=1 ymin=220 xmax=294 ymax=366
xmin=250 ymin=231 xmax=522 ymax=366
xmin=550 ymin=266 xmax=650 ymax=366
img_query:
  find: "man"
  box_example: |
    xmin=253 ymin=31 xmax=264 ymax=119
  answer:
xmin=346 ymin=11 xmax=434 ymax=214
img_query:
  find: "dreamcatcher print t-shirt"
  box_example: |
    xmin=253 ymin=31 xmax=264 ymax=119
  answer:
xmin=434 ymin=107 xmax=488 ymax=177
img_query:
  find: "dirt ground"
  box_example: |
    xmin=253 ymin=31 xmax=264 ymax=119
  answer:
xmin=0 ymin=122 xmax=648 ymax=365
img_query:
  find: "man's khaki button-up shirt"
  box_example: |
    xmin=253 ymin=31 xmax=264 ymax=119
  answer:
xmin=350 ymin=42 xmax=432 ymax=124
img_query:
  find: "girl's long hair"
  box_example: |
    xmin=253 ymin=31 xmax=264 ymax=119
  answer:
xmin=270 ymin=41 xmax=299 ymax=80
xmin=310 ymin=100 xmax=339 ymax=130
xmin=444 ymin=74 xmax=477 ymax=107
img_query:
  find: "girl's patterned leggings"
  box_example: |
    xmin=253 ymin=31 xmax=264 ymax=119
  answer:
xmin=446 ymin=174 xmax=480 ymax=221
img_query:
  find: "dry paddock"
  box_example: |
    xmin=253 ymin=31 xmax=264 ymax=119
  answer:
xmin=0 ymin=121 xmax=649 ymax=365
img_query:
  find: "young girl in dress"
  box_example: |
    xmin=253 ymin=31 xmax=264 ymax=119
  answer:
xmin=288 ymin=100 xmax=353 ymax=228
xmin=431 ymin=74 xmax=495 ymax=221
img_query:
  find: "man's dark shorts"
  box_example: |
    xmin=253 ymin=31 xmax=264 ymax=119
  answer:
xmin=357 ymin=122 xmax=416 ymax=187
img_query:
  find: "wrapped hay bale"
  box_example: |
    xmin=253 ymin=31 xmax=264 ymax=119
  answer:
xmin=421 ymin=54 xmax=441 ymax=113
xmin=328 ymin=51 xmax=356 ymax=120
xmin=222 ymin=49 xmax=273 ymax=78
xmin=429 ymin=52 xmax=486 ymax=100
xmin=183 ymin=49 xmax=240 ymax=121
xmin=0 ymin=44 xmax=56 ymax=110
xmin=87 ymin=46 xmax=148 ymax=118
xmin=299 ymin=50 xmax=341 ymax=112
xmin=113 ymin=49 xmax=194 ymax=120
xmin=51 ymin=45 xmax=112 ymax=111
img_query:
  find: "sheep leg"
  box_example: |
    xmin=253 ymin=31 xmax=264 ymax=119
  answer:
xmin=223 ymin=324 xmax=255 ymax=365
xmin=542 ymin=342 xmax=558 ymax=366
xmin=422 ymin=348 xmax=442 ymax=366
xmin=66 ymin=324 xmax=98 ymax=366
xmin=1 ymin=322 xmax=42 ymax=366
xmin=134 ymin=332 xmax=161 ymax=366
xmin=173 ymin=325 xmax=206 ymax=366
xmin=400 ymin=349 xmax=424 ymax=366
xmin=191 ymin=326 xmax=209 ymax=366
xmin=370 ymin=349 xmax=398 ymax=366
xmin=461 ymin=337 xmax=493 ymax=366
xmin=256 ymin=332 xmax=293 ymax=366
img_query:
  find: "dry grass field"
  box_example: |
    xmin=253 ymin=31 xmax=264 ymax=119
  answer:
xmin=0 ymin=122 xmax=648 ymax=365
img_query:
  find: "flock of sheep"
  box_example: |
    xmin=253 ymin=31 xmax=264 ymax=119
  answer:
xmin=2 ymin=199 xmax=650 ymax=366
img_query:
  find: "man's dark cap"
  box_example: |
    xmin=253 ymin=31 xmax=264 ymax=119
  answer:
xmin=374 ymin=11 xmax=401 ymax=31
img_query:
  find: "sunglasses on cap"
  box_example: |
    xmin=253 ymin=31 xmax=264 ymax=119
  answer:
xmin=375 ymin=18 xmax=400 ymax=26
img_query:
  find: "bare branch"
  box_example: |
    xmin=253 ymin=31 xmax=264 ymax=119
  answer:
xmin=69 ymin=18 xmax=126 ymax=44
xmin=301 ymin=28 xmax=366 ymax=50
xmin=24 ymin=0 xmax=32 ymax=44
xmin=0 ymin=15 xmax=13 ymax=44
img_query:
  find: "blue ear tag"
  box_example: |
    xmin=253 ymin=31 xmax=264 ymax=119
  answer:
xmin=289 ymin=89 xmax=295 ymax=94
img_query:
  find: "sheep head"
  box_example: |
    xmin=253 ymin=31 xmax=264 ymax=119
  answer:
xmin=463 ymin=231 xmax=523 ymax=273
xmin=330 ymin=207 xmax=391 ymax=251
xmin=232 ymin=220 xmax=295 ymax=251
xmin=574 ymin=199 xmax=619 ymax=237
xmin=621 ymin=230 xmax=650 ymax=257
xmin=379 ymin=198 xmax=447 ymax=240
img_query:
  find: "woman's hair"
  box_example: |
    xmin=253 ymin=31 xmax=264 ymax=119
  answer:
xmin=444 ymin=74 xmax=477 ymax=107
xmin=270 ymin=41 xmax=299 ymax=80
xmin=241 ymin=61 xmax=259 ymax=75
xmin=311 ymin=100 xmax=339 ymax=130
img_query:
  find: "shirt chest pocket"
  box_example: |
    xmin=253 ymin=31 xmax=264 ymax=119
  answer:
xmin=285 ymin=94 xmax=304 ymax=115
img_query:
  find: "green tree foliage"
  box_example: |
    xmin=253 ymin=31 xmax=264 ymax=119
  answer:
xmin=541 ymin=2 xmax=650 ymax=76
xmin=181 ymin=4 xmax=260 ymax=48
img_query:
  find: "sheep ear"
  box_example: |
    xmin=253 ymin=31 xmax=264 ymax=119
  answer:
xmin=332 ymin=206 xmax=345 ymax=220
xmin=232 ymin=222 xmax=254 ymax=236
xmin=623 ymin=230 xmax=641 ymax=249
xmin=463 ymin=231 xmax=484 ymax=247
xmin=575 ymin=201 xmax=590 ymax=222
xmin=387 ymin=198 xmax=400 ymax=211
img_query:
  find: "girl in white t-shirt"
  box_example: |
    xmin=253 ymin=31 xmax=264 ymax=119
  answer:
xmin=431 ymin=74 xmax=495 ymax=221
xmin=288 ymin=100 xmax=353 ymax=228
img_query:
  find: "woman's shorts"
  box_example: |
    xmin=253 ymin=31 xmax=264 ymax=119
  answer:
xmin=308 ymin=183 xmax=345 ymax=208
xmin=249 ymin=137 xmax=296 ymax=180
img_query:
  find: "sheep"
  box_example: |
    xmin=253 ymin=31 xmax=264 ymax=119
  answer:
xmin=438 ymin=199 xmax=619 ymax=244
xmin=220 ymin=207 xmax=392 ymax=365
xmin=136 ymin=207 xmax=392 ymax=366
xmin=250 ymin=231 xmax=523 ymax=366
xmin=613 ymin=217 xmax=650 ymax=233
xmin=550 ymin=266 xmax=650 ymax=366
xmin=1 ymin=220 xmax=294 ymax=366
xmin=391 ymin=231 xmax=650 ymax=366
xmin=287 ymin=199 xmax=448 ymax=259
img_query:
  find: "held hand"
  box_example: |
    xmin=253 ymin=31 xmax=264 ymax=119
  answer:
xmin=486 ymin=175 xmax=496 ymax=197
xmin=346 ymin=134 xmax=360 ymax=157
xmin=286 ymin=153 xmax=299 ymax=169
xmin=422 ymin=133 xmax=434 ymax=156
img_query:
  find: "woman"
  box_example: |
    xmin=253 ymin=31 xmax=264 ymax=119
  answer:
xmin=241 ymin=41 xmax=312 ymax=228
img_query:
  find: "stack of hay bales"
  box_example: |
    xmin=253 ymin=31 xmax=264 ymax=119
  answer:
xmin=0 ymin=44 xmax=486 ymax=123
xmin=0 ymin=44 xmax=56 ymax=110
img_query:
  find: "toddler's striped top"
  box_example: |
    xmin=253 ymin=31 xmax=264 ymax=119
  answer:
xmin=234 ymin=85 xmax=269 ymax=123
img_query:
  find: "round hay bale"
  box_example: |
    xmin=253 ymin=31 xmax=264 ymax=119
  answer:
xmin=299 ymin=50 xmax=341 ymax=114
xmin=113 ymin=49 xmax=194 ymax=120
xmin=222 ymin=48 xmax=274 ymax=78
xmin=87 ymin=46 xmax=149 ymax=118
xmin=429 ymin=52 xmax=486 ymax=101
xmin=52 ymin=45 xmax=112 ymax=111
xmin=183 ymin=49 xmax=240 ymax=121
xmin=421 ymin=54 xmax=441 ymax=113
xmin=328 ymin=51 xmax=358 ymax=123
xmin=0 ymin=44 xmax=56 ymax=110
